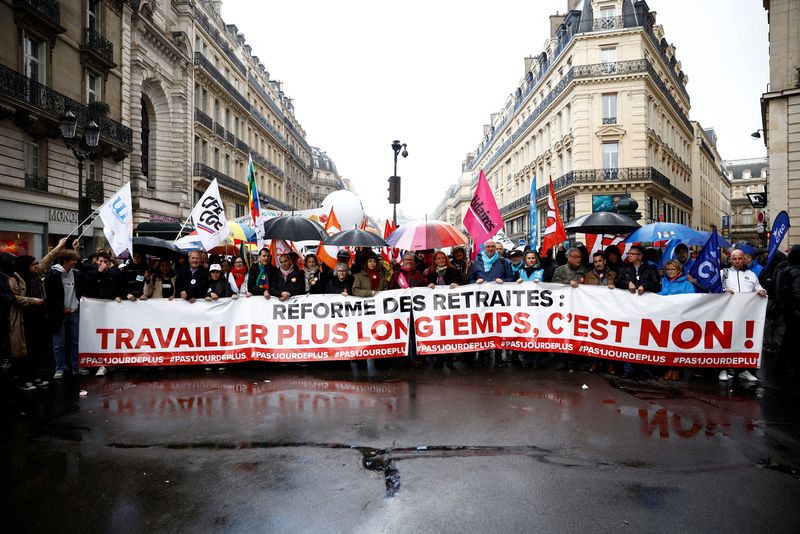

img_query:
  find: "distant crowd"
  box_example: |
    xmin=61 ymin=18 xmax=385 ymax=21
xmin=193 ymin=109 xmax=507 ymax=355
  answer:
xmin=1 ymin=236 xmax=799 ymax=391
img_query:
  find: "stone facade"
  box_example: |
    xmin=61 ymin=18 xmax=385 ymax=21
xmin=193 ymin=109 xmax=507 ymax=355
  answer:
xmin=723 ymin=158 xmax=768 ymax=246
xmin=310 ymin=147 xmax=345 ymax=205
xmin=690 ymin=124 xmax=730 ymax=233
xmin=761 ymin=0 xmax=800 ymax=246
xmin=0 ymin=0 xmax=133 ymax=254
xmin=433 ymin=0 xmax=716 ymax=246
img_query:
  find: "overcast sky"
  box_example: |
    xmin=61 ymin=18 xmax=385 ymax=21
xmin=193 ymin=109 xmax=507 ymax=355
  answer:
xmin=222 ymin=0 xmax=769 ymax=221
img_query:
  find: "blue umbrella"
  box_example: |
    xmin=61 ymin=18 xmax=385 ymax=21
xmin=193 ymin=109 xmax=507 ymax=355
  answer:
xmin=695 ymin=231 xmax=732 ymax=248
xmin=625 ymin=222 xmax=704 ymax=243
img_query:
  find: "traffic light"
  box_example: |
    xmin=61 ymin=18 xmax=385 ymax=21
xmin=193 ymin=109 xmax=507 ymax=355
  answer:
xmin=388 ymin=175 xmax=400 ymax=204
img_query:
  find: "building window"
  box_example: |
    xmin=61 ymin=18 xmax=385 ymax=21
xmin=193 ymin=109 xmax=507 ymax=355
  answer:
xmin=141 ymin=98 xmax=150 ymax=181
xmin=87 ymin=0 xmax=100 ymax=31
xmin=23 ymin=32 xmax=45 ymax=84
xmin=600 ymin=47 xmax=617 ymax=64
xmin=742 ymin=208 xmax=753 ymax=226
xmin=235 ymin=203 xmax=245 ymax=218
xmin=602 ymin=94 xmax=617 ymax=124
xmin=23 ymin=134 xmax=42 ymax=178
xmin=558 ymin=197 xmax=576 ymax=223
xmin=602 ymin=142 xmax=619 ymax=169
xmin=86 ymin=71 xmax=101 ymax=103
xmin=213 ymin=147 xmax=220 ymax=170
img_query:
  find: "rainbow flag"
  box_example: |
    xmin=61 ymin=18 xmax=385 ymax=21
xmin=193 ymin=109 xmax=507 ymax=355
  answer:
xmin=246 ymin=154 xmax=260 ymax=227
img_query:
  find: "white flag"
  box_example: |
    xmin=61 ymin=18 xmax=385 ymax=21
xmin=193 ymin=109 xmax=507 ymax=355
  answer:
xmin=190 ymin=178 xmax=229 ymax=251
xmin=99 ymin=182 xmax=133 ymax=257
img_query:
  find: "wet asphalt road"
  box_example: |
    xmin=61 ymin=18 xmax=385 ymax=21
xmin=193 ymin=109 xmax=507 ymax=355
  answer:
xmin=2 ymin=360 xmax=800 ymax=533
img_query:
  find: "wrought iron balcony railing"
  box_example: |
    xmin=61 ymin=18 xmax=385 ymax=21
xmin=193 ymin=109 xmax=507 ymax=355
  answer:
xmin=573 ymin=59 xmax=647 ymax=78
xmin=236 ymin=138 xmax=248 ymax=153
xmin=83 ymin=27 xmax=113 ymax=64
xmin=13 ymin=0 xmax=62 ymax=28
xmin=193 ymin=9 xmax=246 ymax=75
xmin=213 ymin=122 xmax=225 ymax=138
xmin=225 ymin=131 xmax=234 ymax=145
xmin=193 ymin=53 xmax=249 ymax=110
xmin=0 ymin=63 xmax=132 ymax=150
xmin=602 ymin=117 xmax=617 ymax=125
xmin=194 ymin=108 xmax=213 ymax=130
xmin=250 ymin=107 xmax=288 ymax=146
xmin=25 ymin=173 xmax=48 ymax=192
xmin=592 ymin=15 xmax=625 ymax=31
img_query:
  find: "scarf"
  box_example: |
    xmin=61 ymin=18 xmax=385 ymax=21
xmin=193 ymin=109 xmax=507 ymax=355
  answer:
xmin=366 ymin=267 xmax=381 ymax=291
xmin=304 ymin=267 xmax=319 ymax=292
xmin=231 ymin=265 xmax=247 ymax=288
xmin=257 ymin=263 xmax=270 ymax=289
xmin=280 ymin=265 xmax=294 ymax=280
xmin=593 ymin=268 xmax=608 ymax=280
xmin=481 ymin=250 xmax=500 ymax=272
xmin=436 ymin=266 xmax=447 ymax=285
xmin=511 ymin=262 xmax=523 ymax=274
xmin=519 ymin=266 xmax=543 ymax=282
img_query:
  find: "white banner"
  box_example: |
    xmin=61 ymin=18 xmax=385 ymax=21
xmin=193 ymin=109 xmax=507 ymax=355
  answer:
xmin=191 ymin=178 xmax=230 ymax=251
xmin=98 ymin=182 xmax=133 ymax=256
xmin=79 ymin=284 xmax=766 ymax=368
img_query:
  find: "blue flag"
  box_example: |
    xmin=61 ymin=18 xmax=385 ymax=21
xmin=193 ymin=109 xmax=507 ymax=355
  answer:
xmin=765 ymin=210 xmax=791 ymax=269
xmin=528 ymin=175 xmax=538 ymax=250
xmin=689 ymin=229 xmax=723 ymax=293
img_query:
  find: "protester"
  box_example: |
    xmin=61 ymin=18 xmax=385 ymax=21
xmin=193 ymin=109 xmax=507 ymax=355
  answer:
xmin=615 ymin=245 xmax=661 ymax=295
xmin=270 ymin=253 xmax=304 ymax=301
xmin=604 ymin=245 xmax=624 ymax=273
xmin=427 ymin=251 xmax=461 ymax=289
xmin=141 ymin=259 xmax=177 ymax=300
xmin=176 ymin=250 xmax=209 ymax=302
xmin=45 ymin=247 xmax=85 ymax=379
xmin=508 ymin=249 xmax=524 ymax=278
xmin=206 ymin=264 xmax=234 ymax=300
xmin=468 ymin=239 xmax=513 ymax=367
xmin=658 ymin=259 xmax=696 ymax=381
xmin=0 ymin=253 xmax=14 ymax=372
xmin=515 ymin=251 xmax=544 ymax=283
xmin=551 ymin=248 xmax=589 ymax=286
xmin=390 ymin=253 xmax=427 ymax=289
xmin=717 ymin=249 xmax=768 ymax=382
xmin=248 ymin=247 xmax=273 ymax=299
xmin=776 ymin=245 xmax=800 ymax=373
xmin=228 ymin=256 xmax=250 ymax=297
xmin=325 ymin=262 xmax=354 ymax=296
xmin=6 ymin=251 xmax=46 ymax=389
xmin=85 ymin=251 xmax=123 ymax=302
xmin=352 ymin=253 xmax=387 ymax=297
xmin=450 ymin=246 xmax=470 ymax=285
xmin=583 ymin=251 xmax=616 ymax=287
xmin=674 ymin=243 xmax=695 ymax=274
xmin=303 ymin=253 xmax=326 ymax=294
xmin=121 ymin=251 xmax=149 ymax=300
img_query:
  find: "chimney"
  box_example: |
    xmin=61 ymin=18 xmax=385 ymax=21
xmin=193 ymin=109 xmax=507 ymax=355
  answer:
xmin=550 ymin=13 xmax=565 ymax=38
xmin=524 ymin=56 xmax=535 ymax=74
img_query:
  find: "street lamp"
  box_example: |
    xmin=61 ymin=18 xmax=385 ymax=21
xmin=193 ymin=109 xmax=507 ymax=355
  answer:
xmin=389 ymin=139 xmax=408 ymax=225
xmin=60 ymin=110 xmax=100 ymax=245
xmin=750 ymin=129 xmax=764 ymax=139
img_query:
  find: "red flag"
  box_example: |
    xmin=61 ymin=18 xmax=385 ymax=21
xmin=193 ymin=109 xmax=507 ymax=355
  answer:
xmin=540 ymin=176 xmax=566 ymax=257
xmin=463 ymin=169 xmax=504 ymax=259
xmin=317 ymin=208 xmax=343 ymax=269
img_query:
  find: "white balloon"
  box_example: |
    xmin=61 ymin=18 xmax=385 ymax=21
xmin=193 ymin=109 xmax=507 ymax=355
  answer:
xmin=321 ymin=190 xmax=365 ymax=230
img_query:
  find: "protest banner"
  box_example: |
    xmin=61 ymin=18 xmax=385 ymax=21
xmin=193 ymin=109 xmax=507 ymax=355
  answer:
xmin=413 ymin=283 xmax=766 ymax=368
xmin=79 ymin=284 xmax=766 ymax=368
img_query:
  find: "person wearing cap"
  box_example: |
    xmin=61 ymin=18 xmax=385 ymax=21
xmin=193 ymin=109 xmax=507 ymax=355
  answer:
xmin=206 ymin=264 xmax=233 ymax=300
xmin=352 ymin=253 xmax=387 ymax=297
xmin=509 ymin=249 xmax=524 ymax=278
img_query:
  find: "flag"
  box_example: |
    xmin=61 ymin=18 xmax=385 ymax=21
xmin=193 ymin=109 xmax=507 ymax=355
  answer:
xmin=239 ymin=241 xmax=251 ymax=269
xmin=463 ymin=170 xmax=504 ymax=258
xmin=540 ymin=176 xmax=566 ymax=257
xmin=585 ymin=233 xmax=631 ymax=259
xmin=317 ymin=208 xmax=343 ymax=269
xmin=528 ymin=175 xmax=538 ymax=251
xmin=98 ymin=182 xmax=133 ymax=257
xmin=689 ymin=229 xmax=723 ymax=293
xmin=765 ymin=210 xmax=791 ymax=268
xmin=660 ymin=238 xmax=682 ymax=268
xmin=191 ymin=178 xmax=230 ymax=251
xmin=381 ymin=220 xmax=400 ymax=264
xmin=246 ymin=155 xmax=260 ymax=227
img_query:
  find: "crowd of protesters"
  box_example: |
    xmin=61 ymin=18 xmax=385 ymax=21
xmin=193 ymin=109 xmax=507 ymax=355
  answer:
xmin=1 ymin=235 xmax=799 ymax=391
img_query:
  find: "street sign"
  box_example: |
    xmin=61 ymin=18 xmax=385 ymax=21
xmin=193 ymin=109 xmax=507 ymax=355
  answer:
xmin=747 ymin=192 xmax=767 ymax=208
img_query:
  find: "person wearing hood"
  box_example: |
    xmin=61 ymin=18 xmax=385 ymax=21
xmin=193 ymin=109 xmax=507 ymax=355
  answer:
xmin=45 ymin=247 xmax=86 ymax=379
xmin=450 ymin=246 xmax=470 ymax=285
xmin=270 ymin=253 xmax=304 ymax=301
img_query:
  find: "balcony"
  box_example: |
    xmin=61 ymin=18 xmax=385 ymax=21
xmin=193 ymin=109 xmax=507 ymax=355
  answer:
xmin=194 ymin=52 xmax=249 ymax=110
xmin=213 ymin=122 xmax=225 ymax=139
xmin=573 ymin=59 xmax=647 ymax=78
xmin=194 ymin=108 xmax=213 ymax=130
xmin=225 ymin=131 xmax=234 ymax=145
xmin=85 ymin=179 xmax=103 ymax=203
xmin=81 ymin=27 xmax=115 ymax=70
xmin=236 ymin=138 xmax=248 ymax=153
xmin=12 ymin=0 xmax=65 ymax=38
xmin=25 ymin=173 xmax=48 ymax=192
xmin=250 ymin=107 xmax=288 ymax=146
xmin=498 ymin=167 xmax=693 ymax=217
xmin=193 ymin=9 xmax=246 ymax=76
xmin=602 ymin=117 xmax=617 ymax=125
xmin=0 ymin=63 xmax=132 ymax=155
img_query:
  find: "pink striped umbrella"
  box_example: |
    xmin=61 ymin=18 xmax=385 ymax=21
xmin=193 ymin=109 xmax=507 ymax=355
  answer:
xmin=386 ymin=220 xmax=468 ymax=251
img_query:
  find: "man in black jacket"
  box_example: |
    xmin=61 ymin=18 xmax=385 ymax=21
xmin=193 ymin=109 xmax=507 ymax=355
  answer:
xmin=270 ymin=254 xmax=304 ymax=301
xmin=176 ymin=250 xmax=209 ymax=302
xmin=614 ymin=245 xmax=661 ymax=295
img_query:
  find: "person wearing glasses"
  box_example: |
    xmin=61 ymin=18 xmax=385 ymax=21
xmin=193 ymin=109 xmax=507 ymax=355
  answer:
xmin=658 ymin=259 xmax=696 ymax=381
xmin=614 ymin=245 xmax=661 ymax=295
xmin=551 ymin=247 xmax=589 ymax=286
xmin=325 ymin=262 xmax=354 ymax=296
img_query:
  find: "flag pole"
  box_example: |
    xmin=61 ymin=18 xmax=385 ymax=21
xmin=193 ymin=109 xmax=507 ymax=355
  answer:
xmin=174 ymin=212 xmax=193 ymax=241
xmin=64 ymin=204 xmax=103 ymax=240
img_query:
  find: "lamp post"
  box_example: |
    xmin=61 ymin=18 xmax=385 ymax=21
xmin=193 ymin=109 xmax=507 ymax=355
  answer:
xmin=389 ymin=139 xmax=408 ymax=225
xmin=60 ymin=110 xmax=100 ymax=246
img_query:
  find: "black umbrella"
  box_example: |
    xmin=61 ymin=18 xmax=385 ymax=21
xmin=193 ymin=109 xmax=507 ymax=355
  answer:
xmin=131 ymin=236 xmax=184 ymax=259
xmin=262 ymin=216 xmax=327 ymax=241
xmin=323 ymin=228 xmax=387 ymax=247
xmin=564 ymin=212 xmax=641 ymax=234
